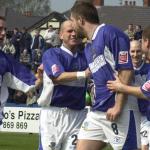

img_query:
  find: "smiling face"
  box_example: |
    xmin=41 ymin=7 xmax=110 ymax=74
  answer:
xmin=0 ymin=17 xmax=6 ymax=46
xmin=130 ymin=40 xmax=142 ymax=68
xmin=59 ymin=20 xmax=78 ymax=50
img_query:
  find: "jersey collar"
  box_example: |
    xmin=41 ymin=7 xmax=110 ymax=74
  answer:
xmin=92 ymin=23 xmax=105 ymax=40
xmin=60 ymin=45 xmax=78 ymax=58
xmin=134 ymin=61 xmax=144 ymax=71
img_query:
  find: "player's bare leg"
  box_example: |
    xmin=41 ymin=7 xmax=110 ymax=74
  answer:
xmin=76 ymin=139 xmax=106 ymax=150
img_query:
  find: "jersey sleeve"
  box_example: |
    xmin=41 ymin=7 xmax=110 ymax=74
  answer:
xmin=104 ymin=25 xmax=133 ymax=71
xmin=2 ymin=53 xmax=36 ymax=93
xmin=42 ymin=49 xmax=65 ymax=78
xmin=141 ymin=70 xmax=150 ymax=98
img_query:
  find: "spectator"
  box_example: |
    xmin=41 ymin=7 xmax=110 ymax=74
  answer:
xmin=20 ymin=27 xmax=32 ymax=59
xmin=26 ymin=90 xmax=37 ymax=106
xmin=124 ymin=23 xmax=135 ymax=40
xmin=43 ymin=25 xmax=55 ymax=49
xmin=20 ymin=49 xmax=31 ymax=69
xmin=7 ymin=89 xmax=16 ymax=103
xmin=32 ymin=48 xmax=42 ymax=72
xmin=2 ymin=38 xmax=16 ymax=56
xmin=134 ymin=25 xmax=143 ymax=40
xmin=11 ymin=27 xmax=22 ymax=60
xmin=31 ymin=29 xmax=44 ymax=63
xmin=13 ymin=90 xmax=27 ymax=104
xmin=51 ymin=29 xmax=61 ymax=47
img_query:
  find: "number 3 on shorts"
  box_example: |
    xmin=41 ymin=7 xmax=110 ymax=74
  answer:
xmin=111 ymin=123 xmax=119 ymax=135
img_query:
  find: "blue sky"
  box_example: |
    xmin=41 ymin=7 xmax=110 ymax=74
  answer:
xmin=50 ymin=0 xmax=143 ymax=13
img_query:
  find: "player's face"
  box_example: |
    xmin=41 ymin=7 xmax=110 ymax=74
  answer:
xmin=141 ymin=38 xmax=150 ymax=53
xmin=130 ymin=42 xmax=142 ymax=67
xmin=0 ymin=19 xmax=6 ymax=46
xmin=60 ymin=22 xmax=78 ymax=49
xmin=70 ymin=14 xmax=84 ymax=36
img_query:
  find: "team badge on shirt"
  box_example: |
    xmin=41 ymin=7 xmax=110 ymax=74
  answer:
xmin=113 ymin=136 xmax=121 ymax=144
xmin=142 ymin=80 xmax=150 ymax=92
xmin=49 ymin=142 xmax=56 ymax=149
xmin=81 ymin=121 xmax=89 ymax=131
xmin=118 ymin=51 xmax=128 ymax=64
xmin=51 ymin=64 xmax=60 ymax=75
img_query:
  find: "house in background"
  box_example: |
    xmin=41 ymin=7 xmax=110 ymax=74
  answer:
xmin=0 ymin=8 xmax=43 ymax=37
xmin=28 ymin=11 xmax=66 ymax=36
xmin=0 ymin=8 xmax=66 ymax=36
xmin=95 ymin=0 xmax=150 ymax=30
xmin=5 ymin=8 xmax=43 ymax=31
xmin=92 ymin=0 xmax=148 ymax=6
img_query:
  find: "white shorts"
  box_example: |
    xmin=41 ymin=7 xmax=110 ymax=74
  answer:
xmin=78 ymin=110 xmax=141 ymax=150
xmin=39 ymin=107 xmax=87 ymax=150
xmin=140 ymin=116 xmax=150 ymax=146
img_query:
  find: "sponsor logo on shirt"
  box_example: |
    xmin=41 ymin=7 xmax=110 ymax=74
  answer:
xmin=118 ymin=51 xmax=128 ymax=64
xmin=51 ymin=64 xmax=60 ymax=75
xmin=89 ymin=55 xmax=106 ymax=73
xmin=142 ymin=80 xmax=150 ymax=92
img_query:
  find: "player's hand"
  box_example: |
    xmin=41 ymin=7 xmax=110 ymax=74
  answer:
xmin=35 ymin=64 xmax=43 ymax=88
xmin=36 ymin=64 xmax=43 ymax=79
xmin=107 ymin=75 xmax=123 ymax=92
xmin=35 ymin=78 xmax=42 ymax=89
xmin=85 ymin=68 xmax=91 ymax=78
xmin=106 ymin=105 xmax=121 ymax=122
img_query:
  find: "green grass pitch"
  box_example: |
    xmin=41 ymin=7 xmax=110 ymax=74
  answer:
xmin=0 ymin=132 xmax=39 ymax=150
xmin=0 ymin=132 xmax=112 ymax=150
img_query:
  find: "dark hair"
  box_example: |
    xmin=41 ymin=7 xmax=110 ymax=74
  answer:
xmin=136 ymin=25 xmax=142 ymax=29
xmin=14 ymin=27 xmax=19 ymax=31
xmin=71 ymin=1 xmax=99 ymax=24
xmin=49 ymin=25 xmax=53 ymax=28
xmin=128 ymin=23 xmax=133 ymax=26
xmin=35 ymin=28 xmax=40 ymax=32
xmin=142 ymin=25 xmax=150 ymax=40
xmin=22 ymin=27 xmax=27 ymax=31
xmin=0 ymin=16 xmax=5 ymax=21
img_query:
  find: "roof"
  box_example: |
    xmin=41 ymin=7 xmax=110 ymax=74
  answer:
xmin=63 ymin=6 xmax=150 ymax=30
xmin=97 ymin=6 xmax=150 ymax=30
xmin=5 ymin=8 xmax=43 ymax=31
xmin=27 ymin=11 xmax=66 ymax=31
xmin=1 ymin=8 xmax=66 ymax=31
xmin=3 ymin=6 xmax=150 ymax=32
xmin=0 ymin=7 xmax=6 ymax=17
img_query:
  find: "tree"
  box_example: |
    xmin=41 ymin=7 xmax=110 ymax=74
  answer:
xmin=0 ymin=0 xmax=51 ymax=16
xmin=0 ymin=0 xmax=16 ymax=8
